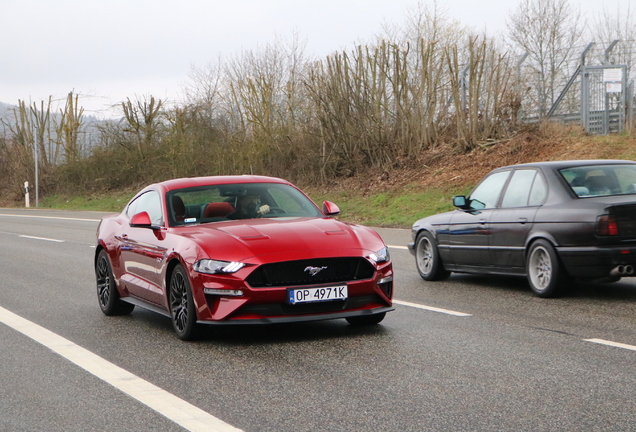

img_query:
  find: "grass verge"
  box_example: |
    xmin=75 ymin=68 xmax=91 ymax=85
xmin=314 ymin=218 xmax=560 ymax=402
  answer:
xmin=39 ymin=191 xmax=136 ymax=212
xmin=33 ymin=185 xmax=469 ymax=229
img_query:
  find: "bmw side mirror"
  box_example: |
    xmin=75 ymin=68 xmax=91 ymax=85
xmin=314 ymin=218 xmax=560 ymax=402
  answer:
xmin=322 ymin=201 xmax=341 ymax=217
xmin=453 ymin=195 xmax=468 ymax=208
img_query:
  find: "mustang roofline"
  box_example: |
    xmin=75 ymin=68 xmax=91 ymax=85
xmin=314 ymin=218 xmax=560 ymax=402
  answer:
xmin=149 ymin=175 xmax=291 ymax=192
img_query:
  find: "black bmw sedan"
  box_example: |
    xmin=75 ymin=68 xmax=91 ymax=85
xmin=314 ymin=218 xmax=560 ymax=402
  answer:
xmin=408 ymin=160 xmax=636 ymax=297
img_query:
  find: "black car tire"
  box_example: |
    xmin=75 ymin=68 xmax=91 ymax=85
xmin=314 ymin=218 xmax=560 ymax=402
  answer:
xmin=169 ymin=264 xmax=200 ymax=341
xmin=415 ymin=231 xmax=450 ymax=281
xmin=346 ymin=312 xmax=386 ymax=326
xmin=95 ymin=249 xmax=135 ymax=316
xmin=526 ymin=239 xmax=564 ymax=298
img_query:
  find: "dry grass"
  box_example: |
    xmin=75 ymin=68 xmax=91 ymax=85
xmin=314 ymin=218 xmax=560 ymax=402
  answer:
xmin=314 ymin=125 xmax=636 ymax=199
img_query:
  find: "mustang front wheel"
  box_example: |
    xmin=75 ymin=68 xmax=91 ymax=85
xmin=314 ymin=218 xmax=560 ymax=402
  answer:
xmin=169 ymin=264 xmax=200 ymax=340
xmin=95 ymin=249 xmax=134 ymax=315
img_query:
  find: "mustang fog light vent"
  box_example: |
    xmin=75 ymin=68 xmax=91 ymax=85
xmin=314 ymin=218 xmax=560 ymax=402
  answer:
xmin=203 ymin=288 xmax=244 ymax=296
xmin=378 ymin=275 xmax=393 ymax=297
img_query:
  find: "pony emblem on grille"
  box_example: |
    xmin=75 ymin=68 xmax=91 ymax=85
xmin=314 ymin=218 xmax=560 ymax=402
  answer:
xmin=304 ymin=266 xmax=328 ymax=276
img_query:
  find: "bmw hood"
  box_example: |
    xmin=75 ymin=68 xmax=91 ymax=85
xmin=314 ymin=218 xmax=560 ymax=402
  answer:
xmin=179 ymin=217 xmax=386 ymax=263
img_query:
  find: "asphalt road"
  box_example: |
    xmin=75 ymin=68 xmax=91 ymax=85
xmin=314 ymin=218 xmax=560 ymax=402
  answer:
xmin=1 ymin=208 xmax=635 ymax=432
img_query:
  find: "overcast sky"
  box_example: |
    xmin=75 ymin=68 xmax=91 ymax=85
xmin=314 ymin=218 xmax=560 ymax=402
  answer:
xmin=1 ymin=0 xmax=631 ymax=118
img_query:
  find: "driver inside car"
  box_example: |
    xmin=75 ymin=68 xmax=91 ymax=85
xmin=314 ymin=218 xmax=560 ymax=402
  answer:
xmin=227 ymin=194 xmax=270 ymax=219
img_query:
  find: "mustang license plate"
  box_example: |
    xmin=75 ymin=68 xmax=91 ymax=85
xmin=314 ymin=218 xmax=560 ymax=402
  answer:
xmin=288 ymin=285 xmax=348 ymax=304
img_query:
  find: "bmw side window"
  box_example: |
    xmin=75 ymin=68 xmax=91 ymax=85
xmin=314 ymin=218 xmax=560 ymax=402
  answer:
xmin=501 ymin=169 xmax=544 ymax=208
xmin=528 ymin=172 xmax=547 ymax=206
xmin=469 ymin=171 xmax=511 ymax=209
xmin=132 ymin=191 xmax=163 ymax=226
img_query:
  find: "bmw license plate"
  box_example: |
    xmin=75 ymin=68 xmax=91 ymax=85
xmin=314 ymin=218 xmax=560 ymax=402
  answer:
xmin=288 ymin=285 xmax=348 ymax=304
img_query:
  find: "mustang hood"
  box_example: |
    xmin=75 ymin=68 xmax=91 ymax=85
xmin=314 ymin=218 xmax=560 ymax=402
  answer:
xmin=179 ymin=217 xmax=385 ymax=263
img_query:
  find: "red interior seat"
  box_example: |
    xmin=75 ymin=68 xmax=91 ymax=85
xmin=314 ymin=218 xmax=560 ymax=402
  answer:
xmin=203 ymin=202 xmax=234 ymax=218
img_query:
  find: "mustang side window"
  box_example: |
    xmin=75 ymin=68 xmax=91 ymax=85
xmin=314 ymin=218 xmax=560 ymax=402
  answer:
xmin=469 ymin=170 xmax=511 ymax=209
xmin=132 ymin=191 xmax=163 ymax=226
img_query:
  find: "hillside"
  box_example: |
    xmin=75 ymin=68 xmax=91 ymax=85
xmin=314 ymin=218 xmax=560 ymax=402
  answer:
xmin=339 ymin=127 xmax=634 ymax=190
xmin=5 ymin=125 xmax=636 ymax=228
xmin=307 ymin=125 xmax=636 ymax=227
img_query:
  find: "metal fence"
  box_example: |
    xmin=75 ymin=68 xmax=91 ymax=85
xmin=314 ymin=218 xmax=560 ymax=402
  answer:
xmin=518 ymin=40 xmax=635 ymax=134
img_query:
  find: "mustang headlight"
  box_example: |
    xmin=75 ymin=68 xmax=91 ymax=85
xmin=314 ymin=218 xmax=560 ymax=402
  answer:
xmin=368 ymin=247 xmax=390 ymax=264
xmin=194 ymin=259 xmax=245 ymax=275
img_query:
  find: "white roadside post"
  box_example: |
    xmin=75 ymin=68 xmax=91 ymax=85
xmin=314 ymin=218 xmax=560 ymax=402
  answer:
xmin=24 ymin=181 xmax=30 ymax=208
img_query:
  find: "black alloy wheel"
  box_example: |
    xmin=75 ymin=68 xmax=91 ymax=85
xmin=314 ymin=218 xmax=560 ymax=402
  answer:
xmin=95 ymin=249 xmax=134 ymax=315
xmin=169 ymin=264 xmax=200 ymax=341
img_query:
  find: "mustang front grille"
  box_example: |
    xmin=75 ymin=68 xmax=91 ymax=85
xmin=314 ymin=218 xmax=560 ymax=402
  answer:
xmin=246 ymin=257 xmax=375 ymax=288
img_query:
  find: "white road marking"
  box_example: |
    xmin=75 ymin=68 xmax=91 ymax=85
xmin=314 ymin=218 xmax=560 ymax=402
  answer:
xmin=393 ymin=299 xmax=472 ymax=317
xmin=584 ymin=338 xmax=636 ymax=352
xmin=0 ymin=306 xmax=242 ymax=432
xmin=19 ymin=235 xmax=65 ymax=243
xmin=388 ymin=245 xmax=408 ymax=250
xmin=0 ymin=213 xmax=101 ymax=222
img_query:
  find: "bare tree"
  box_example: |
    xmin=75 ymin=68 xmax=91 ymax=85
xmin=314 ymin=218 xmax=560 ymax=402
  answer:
xmin=56 ymin=91 xmax=84 ymax=163
xmin=590 ymin=4 xmax=636 ymax=76
xmin=121 ymin=95 xmax=164 ymax=159
xmin=507 ymin=0 xmax=584 ymax=114
xmin=184 ymin=56 xmax=224 ymax=119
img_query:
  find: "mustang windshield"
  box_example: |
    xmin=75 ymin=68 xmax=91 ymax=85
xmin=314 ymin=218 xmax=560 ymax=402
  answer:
xmin=560 ymin=164 xmax=636 ymax=198
xmin=167 ymin=183 xmax=323 ymax=226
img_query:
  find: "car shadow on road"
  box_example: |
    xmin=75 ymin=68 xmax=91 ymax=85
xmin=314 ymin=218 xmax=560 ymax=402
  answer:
xmin=97 ymin=307 xmax=393 ymax=345
xmin=197 ymin=319 xmax=392 ymax=345
xmin=566 ymin=279 xmax=636 ymax=301
xmin=447 ymin=273 xmax=636 ymax=302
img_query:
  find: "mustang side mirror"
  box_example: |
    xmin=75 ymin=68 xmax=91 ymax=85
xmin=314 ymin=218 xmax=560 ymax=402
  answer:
xmin=322 ymin=201 xmax=341 ymax=217
xmin=453 ymin=195 xmax=468 ymax=209
xmin=130 ymin=211 xmax=153 ymax=228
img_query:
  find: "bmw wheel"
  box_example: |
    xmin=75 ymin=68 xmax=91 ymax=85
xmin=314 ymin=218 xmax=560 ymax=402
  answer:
xmin=415 ymin=231 xmax=450 ymax=281
xmin=526 ymin=239 xmax=564 ymax=298
xmin=95 ymin=249 xmax=134 ymax=315
xmin=169 ymin=264 xmax=200 ymax=340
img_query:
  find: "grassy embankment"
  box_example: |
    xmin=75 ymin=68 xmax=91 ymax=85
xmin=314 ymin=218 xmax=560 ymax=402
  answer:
xmin=37 ymin=130 xmax=636 ymax=229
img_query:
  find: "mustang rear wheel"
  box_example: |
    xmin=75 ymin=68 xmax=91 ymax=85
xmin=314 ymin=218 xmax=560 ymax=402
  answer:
xmin=95 ymin=249 xmax=134 ymax=315
xmin=169 ymin=264 xmax=200 ymax=341
xmin=346 ymin=312 xmax=386 ymax=326
xmin=526 ymin=239 xmax=565 ymax=298
xmin=415 ymin=231 xmax=450 ymax=281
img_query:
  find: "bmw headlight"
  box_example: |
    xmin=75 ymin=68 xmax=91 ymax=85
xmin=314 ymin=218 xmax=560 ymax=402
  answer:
xmin=194 ymin=259 xmax=245 ymax=274
xmin=368 ymin=247 xmax=390 ymax=264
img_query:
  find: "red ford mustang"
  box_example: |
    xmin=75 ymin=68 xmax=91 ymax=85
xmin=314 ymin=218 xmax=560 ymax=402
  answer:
xmin=95 ymin=175 xmax=394 ymax=340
